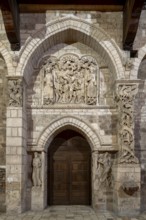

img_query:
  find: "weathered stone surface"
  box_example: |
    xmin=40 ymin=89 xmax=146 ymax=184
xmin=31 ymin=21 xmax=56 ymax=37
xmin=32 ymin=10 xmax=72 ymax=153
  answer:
xmin=0 ymin=6 xmax=145 ymax=217
xmin=0 ymin=168 xmax=6 ymax=212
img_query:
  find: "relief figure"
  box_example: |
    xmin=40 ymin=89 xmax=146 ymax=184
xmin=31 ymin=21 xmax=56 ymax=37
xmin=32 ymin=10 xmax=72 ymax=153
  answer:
xmin=41 ymin=55 xmax=98 ymax=105
xmin=32 ymin=152 xmax=42 ymax=187
xmin=43 ymin=65 xmax=54 ymax=104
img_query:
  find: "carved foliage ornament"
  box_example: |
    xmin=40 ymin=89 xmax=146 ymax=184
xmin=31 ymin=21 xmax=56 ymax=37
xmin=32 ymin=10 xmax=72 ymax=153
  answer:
xmin=7 ymin=78 xmax=23 ymax=107
xmin=41 ymin=55 xmax=98 ymax=105
xmin=116 ymin=84 xmax=138 ymax=164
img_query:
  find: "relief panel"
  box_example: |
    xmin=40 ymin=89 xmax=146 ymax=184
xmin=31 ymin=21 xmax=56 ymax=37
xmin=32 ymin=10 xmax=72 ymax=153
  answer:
xmin=28 ymin=54 xmax=99 ymax=106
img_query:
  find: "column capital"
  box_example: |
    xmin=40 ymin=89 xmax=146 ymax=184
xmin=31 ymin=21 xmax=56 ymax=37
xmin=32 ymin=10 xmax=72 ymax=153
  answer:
xmin=7 ymin=77 xmax=24 ymax=107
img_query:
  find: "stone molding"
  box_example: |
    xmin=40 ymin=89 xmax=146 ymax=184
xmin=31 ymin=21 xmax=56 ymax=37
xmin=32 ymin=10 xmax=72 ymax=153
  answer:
xmin=37 ymin=116 xmax=103 ymax=151
xmin=16 ymin=16 xmax=124 ymax=83
xmin=131 ymin=45 xmax=146 ymax=79
xmin=0 ymin=42 xmax=14 ymax=76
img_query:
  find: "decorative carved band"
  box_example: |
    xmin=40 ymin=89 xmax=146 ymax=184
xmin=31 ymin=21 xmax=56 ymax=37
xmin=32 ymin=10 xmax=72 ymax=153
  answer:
xmin=115 ymin=84 xmax=138 ymax=164
xmin=7 ymin=78 xmax=23 ymax=107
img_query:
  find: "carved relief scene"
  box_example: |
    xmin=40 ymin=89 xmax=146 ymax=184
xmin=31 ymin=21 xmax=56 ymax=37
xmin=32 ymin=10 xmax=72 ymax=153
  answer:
xmin=27 ymin=43 xmax=115 ymax=107
xmin=43 ymin=55 xmax=97 ymax=105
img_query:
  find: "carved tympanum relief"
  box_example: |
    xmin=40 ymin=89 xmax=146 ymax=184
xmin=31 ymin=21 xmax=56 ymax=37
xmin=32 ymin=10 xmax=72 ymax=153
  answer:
xmin=37 ymin=54 xmax=98 ymax=105
xmin=116 ymin=84 xmax=139 ymax=164
xmin=7 ymin=78 xmax=23 ymax=107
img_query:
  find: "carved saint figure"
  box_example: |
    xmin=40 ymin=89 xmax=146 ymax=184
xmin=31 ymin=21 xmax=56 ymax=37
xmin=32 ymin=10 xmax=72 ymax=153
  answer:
xmin=32 ymin=152 xmax=42 ymax=187
xmin=84 ymin=60 xmax=97 ymax=105
xmin=43 ymin=65 xmax=54 ymax=104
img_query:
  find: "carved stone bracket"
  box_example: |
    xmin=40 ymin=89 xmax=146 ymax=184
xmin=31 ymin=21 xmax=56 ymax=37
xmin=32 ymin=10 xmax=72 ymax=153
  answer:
xmin=7 ymin=77 xmax=23 ymax=107
xmin=115 ymin=83 xmax=138 ymax=164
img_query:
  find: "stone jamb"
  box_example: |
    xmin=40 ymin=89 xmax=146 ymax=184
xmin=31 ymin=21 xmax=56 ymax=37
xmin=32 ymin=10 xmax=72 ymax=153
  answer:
xmin=6 ymin=76 xmax=27 ymax=213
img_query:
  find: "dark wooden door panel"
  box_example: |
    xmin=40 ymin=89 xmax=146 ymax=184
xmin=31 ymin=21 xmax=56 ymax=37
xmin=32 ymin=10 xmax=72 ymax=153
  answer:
xmin=48 ymin=134 xmax=91 ymax=205
xmin=52 ymin=159 xmax=69 ymax=205
xmin=70 ymin=158 xmax=90 ymax=205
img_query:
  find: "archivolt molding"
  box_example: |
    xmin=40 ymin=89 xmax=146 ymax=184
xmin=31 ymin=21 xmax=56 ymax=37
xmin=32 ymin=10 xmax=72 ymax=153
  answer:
xmin=17 ymin=16 xmax=124 ymax=83
xmin=37 ymin=116 xmax=103 ymax=151
xmin=0 ymin=42 xmax=14 ymax=75
xmin=131 ymin=45 xmax=146 ymax=79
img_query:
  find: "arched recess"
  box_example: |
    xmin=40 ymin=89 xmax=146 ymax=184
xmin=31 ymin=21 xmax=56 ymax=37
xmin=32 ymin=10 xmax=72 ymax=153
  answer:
xmin=36 ymin=116 xmax=102 ymax=209
xmin=16 ymin=16 xmax=125 ymax=83
xmin=37 ymin=116 xmax=102 ymax=152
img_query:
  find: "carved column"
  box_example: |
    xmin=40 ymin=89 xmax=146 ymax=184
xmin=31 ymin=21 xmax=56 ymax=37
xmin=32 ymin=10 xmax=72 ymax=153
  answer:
xmin=6 ymin=77 xmax=27 ymax=212
xmin=113 ymin=83 xmax=141 ymax=216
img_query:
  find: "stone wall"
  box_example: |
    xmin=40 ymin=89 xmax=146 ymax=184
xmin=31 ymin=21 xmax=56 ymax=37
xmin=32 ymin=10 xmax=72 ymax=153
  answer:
xmin=0 ymin=11 xmax=8 ymax=47
xmin=134 ymin=10 xmax=146 ymax=50
xmin=0 ymin=7 xmax=145 ymax=215
xmin=134 ymin=57 xmax=146 ymax=211
xmin=0 ymin=168 xmax=6 ymax=212
xmin=20 ymin=11 xmax=123 ymax=48
xmin=0 ymin=57 xmax=7 ymax=212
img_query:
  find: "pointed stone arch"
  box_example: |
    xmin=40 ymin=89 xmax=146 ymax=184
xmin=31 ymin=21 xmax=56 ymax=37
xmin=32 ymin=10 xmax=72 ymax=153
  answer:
xmin=131 ymin=44 xmax=146 ymax=79
xmin=0 ymin=42 xmax=14 ymax=76
xmin=17 ymin=16 xmax=124 ymax=83
xmin=37 ymin=116 xmax=102 ymax=151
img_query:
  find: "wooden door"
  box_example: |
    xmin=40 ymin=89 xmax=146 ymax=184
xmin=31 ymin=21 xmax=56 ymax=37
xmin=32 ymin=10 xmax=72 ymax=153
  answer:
xmin=48 ymin=133 xmax=91 ymax=205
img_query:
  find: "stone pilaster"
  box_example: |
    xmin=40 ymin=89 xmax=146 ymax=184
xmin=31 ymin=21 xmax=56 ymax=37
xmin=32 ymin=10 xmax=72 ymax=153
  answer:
xmin=6 ymin=77 xmax=27 ymax=213
xmin=113 ymin=83 xmax=141 ymax=216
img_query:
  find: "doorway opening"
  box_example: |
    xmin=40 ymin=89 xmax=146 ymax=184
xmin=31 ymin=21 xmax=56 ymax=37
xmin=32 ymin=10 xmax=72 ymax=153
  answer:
xmin=48 ymin=129 xmax=91 ymax=205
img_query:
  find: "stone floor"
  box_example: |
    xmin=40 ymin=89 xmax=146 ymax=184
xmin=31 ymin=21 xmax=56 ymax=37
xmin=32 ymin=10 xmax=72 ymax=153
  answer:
xmin=0 ymin=206 xmax=146 ymax=220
